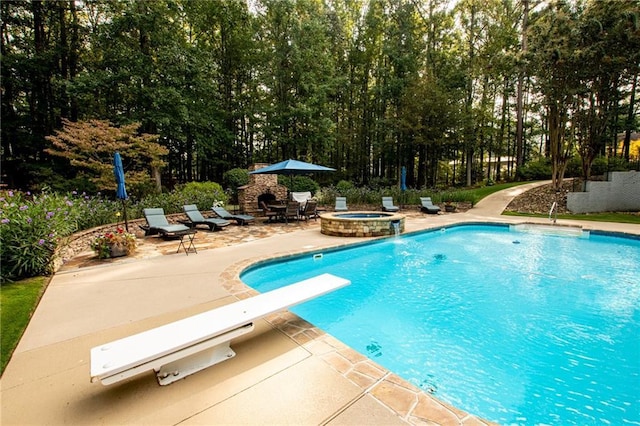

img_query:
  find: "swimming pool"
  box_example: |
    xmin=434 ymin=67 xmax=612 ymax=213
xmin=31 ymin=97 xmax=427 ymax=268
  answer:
xmin=241 ymin=224 xmax=640 ymax=425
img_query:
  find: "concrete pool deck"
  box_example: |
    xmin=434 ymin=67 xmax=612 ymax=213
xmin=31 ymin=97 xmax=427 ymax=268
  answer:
xmin=2 ymin=182 xmax=639 ymax=425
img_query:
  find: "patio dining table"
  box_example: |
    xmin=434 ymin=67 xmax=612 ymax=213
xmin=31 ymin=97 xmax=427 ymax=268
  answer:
xmin=267 ymin=204 xmax=287 ymax=221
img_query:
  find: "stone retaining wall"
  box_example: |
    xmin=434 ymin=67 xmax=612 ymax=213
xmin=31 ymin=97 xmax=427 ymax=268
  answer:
xmin=567 ymin=171 xmax=640 ymax=213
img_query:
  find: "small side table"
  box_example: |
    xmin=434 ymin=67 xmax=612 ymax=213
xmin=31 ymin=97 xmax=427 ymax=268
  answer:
xmin=175 ymin=230 xmax=197 ymax=255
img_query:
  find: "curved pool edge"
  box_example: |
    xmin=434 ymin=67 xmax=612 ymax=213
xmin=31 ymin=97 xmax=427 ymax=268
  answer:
xmin=220 ymin=238 xmax=491 ymax=425
xmin=221 ymin=220 xmax=640 ymax=425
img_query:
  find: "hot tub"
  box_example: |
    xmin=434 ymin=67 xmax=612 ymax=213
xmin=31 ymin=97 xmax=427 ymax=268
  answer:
xmin=320 ymin=211 xmax=405 ymax=237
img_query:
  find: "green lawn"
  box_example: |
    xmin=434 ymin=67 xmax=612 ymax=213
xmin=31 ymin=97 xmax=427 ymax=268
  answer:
xmin=1 ymin=276 xmax=48 ymax=375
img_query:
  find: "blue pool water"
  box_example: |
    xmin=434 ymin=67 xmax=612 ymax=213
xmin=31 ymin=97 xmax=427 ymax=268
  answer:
xmin=241 ymin=224 xmax=640 ymax=425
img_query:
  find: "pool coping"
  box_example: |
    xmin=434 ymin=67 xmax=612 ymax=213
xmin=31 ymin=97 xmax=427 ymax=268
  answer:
xmin=221 ymin=225 xmax=482 ymax=424
xmin=220 ymin=219 xmax=640 ymax=425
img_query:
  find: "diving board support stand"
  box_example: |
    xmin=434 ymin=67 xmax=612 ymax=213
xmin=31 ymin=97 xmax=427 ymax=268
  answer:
xmin=91 ymin=273 xmax=350 ymax=386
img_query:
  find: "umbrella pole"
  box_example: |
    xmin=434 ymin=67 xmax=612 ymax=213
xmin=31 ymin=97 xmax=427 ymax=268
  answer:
xmin=121 ymin=199 xmax=129 ymax=232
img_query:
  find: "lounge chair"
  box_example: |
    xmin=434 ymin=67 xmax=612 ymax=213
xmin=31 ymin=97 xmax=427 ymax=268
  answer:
xmin=381 ymin=197 xmax=399 ymax=212
xmin=420 ymin=197 xmax=441 ymax=214
xmin=182 ymin=204 xmax=231 ymax=230
xmin=300 ymin=200 xmax=318 ymax=221
xmin=211 ymin=206 xmax=255 ymax=226
xmin=142 ymin=208 xmax=191 ymax=236
xmin=335 ymin=196 xmax=348 ymax=212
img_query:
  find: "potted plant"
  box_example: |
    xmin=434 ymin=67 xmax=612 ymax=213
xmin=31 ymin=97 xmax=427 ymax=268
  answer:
xmin=91 ymin=227 xmax=137 ymax=259
xmin=444 ymin=200 xmax=457 ymax=212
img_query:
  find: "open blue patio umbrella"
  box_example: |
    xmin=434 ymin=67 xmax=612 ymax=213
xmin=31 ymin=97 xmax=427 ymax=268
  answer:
xmin=250 ymin=159 xmax=336 ymax=195
xmin=113 ymin=152 xmax=129 ymax=231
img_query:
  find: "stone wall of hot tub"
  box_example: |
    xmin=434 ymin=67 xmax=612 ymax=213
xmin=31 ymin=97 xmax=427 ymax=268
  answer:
xmin=320 ymin=212 xmax=405 ymax=237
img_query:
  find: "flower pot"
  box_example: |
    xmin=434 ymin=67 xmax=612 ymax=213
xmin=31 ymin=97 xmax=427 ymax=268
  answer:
xmin=109 ymin=244 xmax=128 ymax=258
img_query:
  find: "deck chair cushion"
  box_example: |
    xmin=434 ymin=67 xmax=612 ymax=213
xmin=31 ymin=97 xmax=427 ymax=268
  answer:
xmin=211 ymin=206 xmax=255 ymax=225
xmin=420 ymin=197 xmax=441 ymax=214
xmin=183 ymin=205 xmax=230 ymax=230
xmin=381 ymin=197 xmax=399 ymax=212
xmin=335 ymin=197 xmax=348 ymax=212
xmin=143 ymin=208 xmax=191 ymax=235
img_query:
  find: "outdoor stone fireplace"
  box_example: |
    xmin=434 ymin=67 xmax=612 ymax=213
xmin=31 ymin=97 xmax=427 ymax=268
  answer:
xmin=237 ymin=164 xmax=288 ymax=215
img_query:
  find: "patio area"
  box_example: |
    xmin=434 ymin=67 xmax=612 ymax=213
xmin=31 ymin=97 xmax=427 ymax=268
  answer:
xmin=1 ymin=183 xmax=638 ymax=425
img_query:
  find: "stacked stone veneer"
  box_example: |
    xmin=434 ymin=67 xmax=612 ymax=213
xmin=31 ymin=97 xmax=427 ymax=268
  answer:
xmin=237 ymin=163 xmax=288 ymax=215
xmin=320 ymin=212 xmax=405 ymax=237
xmin=567 ymin=171 xmax=640 ymax=213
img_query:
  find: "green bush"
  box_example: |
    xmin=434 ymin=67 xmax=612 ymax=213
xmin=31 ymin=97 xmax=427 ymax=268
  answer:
xmin=335 ymin=180 xmax=354 ymax=194
xmin=223 ymin=168 xmax=249 ymax=203
xmin=0 ymin=190 xmax=81 ymax=283
xmin=223 ymin=168 xmax=249 ymax=190
xmin=173 ymin=182 xmax=228 ymax=210
xmin=0 ymin=183 xmax=229 ymax=282
xmin=277 ymin=175 xmax=320 ymax=193
xmin=516 ymin=159 xmax=552 ymax=180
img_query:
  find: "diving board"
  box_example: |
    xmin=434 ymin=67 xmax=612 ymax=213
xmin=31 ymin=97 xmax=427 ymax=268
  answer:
xmin=90 ymin=273 xmax=350 ymax=386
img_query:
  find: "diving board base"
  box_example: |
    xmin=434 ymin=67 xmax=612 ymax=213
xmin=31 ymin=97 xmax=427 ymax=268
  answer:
xmin=97 ymin=323 xmax=254 ymax=386
xmin=156 ymin=323 xmax=253 ymax=385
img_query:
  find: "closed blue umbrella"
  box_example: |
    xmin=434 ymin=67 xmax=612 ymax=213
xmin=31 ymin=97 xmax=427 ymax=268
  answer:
xmin=113 ymin=152 xmax=129 ymax=231
xmin=400 ymin=166 xmax=407 ymax=208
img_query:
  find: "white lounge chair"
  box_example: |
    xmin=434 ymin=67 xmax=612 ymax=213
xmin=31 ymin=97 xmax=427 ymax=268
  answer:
xmin=381 ymin=197 xmax=399 ymax=212
xmin=335 ymin=197 xmax=348 ymax=212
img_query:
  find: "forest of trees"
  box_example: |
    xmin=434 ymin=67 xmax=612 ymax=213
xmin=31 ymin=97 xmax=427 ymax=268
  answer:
xmin=2 ymin=0 xmax=639 ymax=194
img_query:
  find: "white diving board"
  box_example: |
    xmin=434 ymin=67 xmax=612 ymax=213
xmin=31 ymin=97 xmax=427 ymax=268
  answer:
xmin=91 ymin=273 xmax=350 ymax=386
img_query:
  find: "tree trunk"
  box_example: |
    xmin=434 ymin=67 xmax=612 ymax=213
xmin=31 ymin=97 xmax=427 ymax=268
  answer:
xmin=515 ymin=0 xmax=529 ymax=172
xmin=623 ymin=70 xmax=637 ymax=161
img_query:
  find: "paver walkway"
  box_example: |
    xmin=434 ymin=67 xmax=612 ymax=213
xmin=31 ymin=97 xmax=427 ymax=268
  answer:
xmin=2 ymin=183 xmax=638 ymax=425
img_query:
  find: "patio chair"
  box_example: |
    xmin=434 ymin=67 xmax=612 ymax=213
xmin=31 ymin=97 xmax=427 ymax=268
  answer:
xmin=260 ymin=201 xmax=280 ymax=223
xmin=211 ymin=206 xmax=255 ymax=226
xmin=419 ymin=197 xmax=441 ymax=214
xmin=335 ymin=196 xmax=348 ymax=212
xmin=182 ymin=205 xmax=231 ymax=230
xmin=300 ymin=200 xmax=318 ymax=221
xmin=381 ymin=197 xmax=399 ymax=212
xmin=283 ymin=201 xmax=300 ymax=224
xmin=142 ymin=208 xmax=191 ymax=237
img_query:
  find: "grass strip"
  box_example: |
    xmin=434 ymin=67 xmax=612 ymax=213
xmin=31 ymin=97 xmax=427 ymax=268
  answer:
xmin=503 ymin=211 xmax=640 ymax=224
xmin=1 ymin=276 xmax=48 ymax=375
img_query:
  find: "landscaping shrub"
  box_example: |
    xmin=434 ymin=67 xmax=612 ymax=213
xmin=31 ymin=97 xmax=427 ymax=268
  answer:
xmin=335 ymin=180 xmax=354 ymax=194
xmin=173 ymin=182 xmax=228 ymax=210
xmin=223 ymin=168 xmax=249 ymax=203
xmin=516 ymin=159 xmax=552 ymax=180
xmin=0 ymin=190 xmax=81 ymax=283
xmin=0 ymin=182 xmax=229 ymax=282
xmin=277 ymin=175 xmax=320 ymax=193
